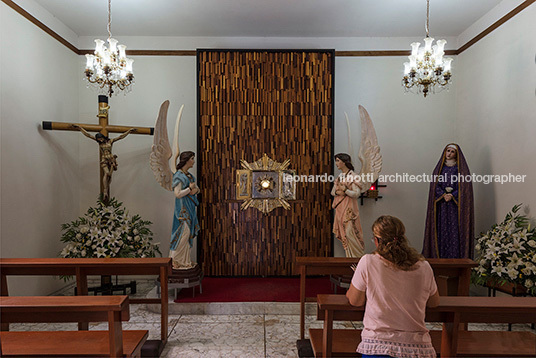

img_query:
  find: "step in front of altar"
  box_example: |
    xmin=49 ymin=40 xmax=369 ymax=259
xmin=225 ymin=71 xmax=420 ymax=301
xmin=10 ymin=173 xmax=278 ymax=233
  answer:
xmin=145 ymin=286 xmax=318 ymax=315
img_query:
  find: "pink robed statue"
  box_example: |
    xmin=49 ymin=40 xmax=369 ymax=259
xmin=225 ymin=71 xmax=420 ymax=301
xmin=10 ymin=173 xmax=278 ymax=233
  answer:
xmin=332 ymin=106 xmax=382 ymax=258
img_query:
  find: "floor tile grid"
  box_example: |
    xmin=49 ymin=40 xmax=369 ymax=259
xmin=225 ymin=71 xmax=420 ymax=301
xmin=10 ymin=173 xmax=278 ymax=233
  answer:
xmin=8 ymin=311 xmax=536 ymax=358
xmin=11 ymin=279 xmax=536 ymax=357
xmin=164 ymin=316 xmax=266 ymax=357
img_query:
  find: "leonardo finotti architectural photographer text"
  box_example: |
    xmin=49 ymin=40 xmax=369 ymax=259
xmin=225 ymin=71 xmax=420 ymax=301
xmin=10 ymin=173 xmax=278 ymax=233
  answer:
xmin=283 ymin=172 xmax=526 ymax=184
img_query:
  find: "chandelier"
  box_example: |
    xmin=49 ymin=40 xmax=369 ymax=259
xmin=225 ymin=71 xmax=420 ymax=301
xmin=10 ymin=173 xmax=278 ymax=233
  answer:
xmin=402 ymin=0 xmax=452 ymax=97
xmin=84 ymin=0 xmax=134 ymax=97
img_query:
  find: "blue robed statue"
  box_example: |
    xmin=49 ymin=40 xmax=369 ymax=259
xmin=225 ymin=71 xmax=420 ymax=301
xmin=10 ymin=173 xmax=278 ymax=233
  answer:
xmin=170 ymin=151 xmax=200 ymax=269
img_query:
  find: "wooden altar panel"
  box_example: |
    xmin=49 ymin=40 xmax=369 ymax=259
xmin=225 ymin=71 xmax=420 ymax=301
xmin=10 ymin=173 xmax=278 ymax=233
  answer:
xmin=197 ymin=50 xmax=334 ymax=276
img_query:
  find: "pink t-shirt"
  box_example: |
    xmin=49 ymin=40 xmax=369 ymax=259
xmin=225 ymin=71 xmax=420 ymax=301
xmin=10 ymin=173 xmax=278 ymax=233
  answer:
xmin=351 ymin=253 xmax=438 ymax=358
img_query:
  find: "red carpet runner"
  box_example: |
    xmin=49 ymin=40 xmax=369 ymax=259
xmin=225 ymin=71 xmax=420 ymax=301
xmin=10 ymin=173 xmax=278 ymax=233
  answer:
xmin=174 ymin=277 xmax=333 ymax=303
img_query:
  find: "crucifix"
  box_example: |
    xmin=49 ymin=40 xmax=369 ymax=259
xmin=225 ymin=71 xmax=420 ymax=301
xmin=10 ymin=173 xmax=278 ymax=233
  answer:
xmin=43 ymin=95 xmax=154 ymax=204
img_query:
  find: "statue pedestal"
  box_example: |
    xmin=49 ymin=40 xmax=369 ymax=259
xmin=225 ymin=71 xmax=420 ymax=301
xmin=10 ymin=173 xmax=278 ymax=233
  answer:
xmin=156 ymin=264 xmax=203 ymax=299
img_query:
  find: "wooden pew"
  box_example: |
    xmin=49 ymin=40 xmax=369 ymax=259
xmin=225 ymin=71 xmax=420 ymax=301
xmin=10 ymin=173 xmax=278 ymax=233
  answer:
xmin=0 ymin=295 xmax=148 ymax=357
xmin=438 ymin=296 xmax=536 ymax=357
xmin=0 ymin=258 xmax=171 ymax=355
xmin=311 ymin=294 xmax=536 ymax=358
xmin=295 ymin=257 xmax=477 ymax=339
xmin=310 ymin=294 xmax=444 ymax=357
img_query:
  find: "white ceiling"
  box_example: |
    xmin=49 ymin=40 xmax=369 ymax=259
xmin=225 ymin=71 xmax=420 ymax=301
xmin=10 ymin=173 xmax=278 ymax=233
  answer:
xmin=29 ymin=0 xmax=504 ymax=38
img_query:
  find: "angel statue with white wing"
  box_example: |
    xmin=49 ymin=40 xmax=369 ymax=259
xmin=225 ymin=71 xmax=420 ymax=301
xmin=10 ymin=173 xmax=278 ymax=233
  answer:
xmin=332 ymin=105 xmax=382 ymax=258
xmin=150 ymin=101 xmax=200 ymax=270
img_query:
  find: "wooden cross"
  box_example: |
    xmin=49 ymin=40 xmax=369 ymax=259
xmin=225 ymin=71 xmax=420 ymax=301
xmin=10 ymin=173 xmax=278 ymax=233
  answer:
xmin=42 ymin=95 xmax=154 ymax=203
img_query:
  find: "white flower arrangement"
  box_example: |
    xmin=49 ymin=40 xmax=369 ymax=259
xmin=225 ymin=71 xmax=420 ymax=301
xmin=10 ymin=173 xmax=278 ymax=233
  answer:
xmin=60 ymin=198 xmax=161 ymax=259
xmin=472 ymin=204 xmax=536 ymax=296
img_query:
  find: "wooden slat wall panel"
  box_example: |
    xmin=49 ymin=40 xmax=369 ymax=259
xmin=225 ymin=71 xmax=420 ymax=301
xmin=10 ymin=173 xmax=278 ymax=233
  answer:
xmin=198 ymin=50 xmax=334 ymax=276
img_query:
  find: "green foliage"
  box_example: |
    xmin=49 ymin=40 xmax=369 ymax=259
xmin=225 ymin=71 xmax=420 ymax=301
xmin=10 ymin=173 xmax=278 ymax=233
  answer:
xmin=472 ymin=204 xmax=536 ymax=296
xmin=59 ymin=197 xmax=161 ymax=259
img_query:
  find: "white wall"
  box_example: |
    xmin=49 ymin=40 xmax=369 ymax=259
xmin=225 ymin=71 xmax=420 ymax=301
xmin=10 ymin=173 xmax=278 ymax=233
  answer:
xmin=1 ymin=2 xmax=80 ymax=295
xmin=74 ymin=52 xmax=455 ymax=260
xmin=455 ymin=4 xmax=536 ymax=234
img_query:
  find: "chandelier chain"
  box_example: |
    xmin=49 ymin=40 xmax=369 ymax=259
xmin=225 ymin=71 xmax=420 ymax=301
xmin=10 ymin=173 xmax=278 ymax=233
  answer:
xmin=107 ymin=0 xmax=112 ymax=39
xmin=425 ymin=0 xmax=430 ymax=37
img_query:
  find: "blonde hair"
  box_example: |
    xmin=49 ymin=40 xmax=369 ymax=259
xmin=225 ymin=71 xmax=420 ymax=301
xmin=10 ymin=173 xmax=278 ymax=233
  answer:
xmin=372 ymin=215 xmax=424 ymax=271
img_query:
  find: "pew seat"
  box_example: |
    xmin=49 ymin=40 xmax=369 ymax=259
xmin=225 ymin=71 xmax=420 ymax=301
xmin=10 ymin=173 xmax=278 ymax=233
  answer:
xmin=309 ymin=329 xmax=359 ymax=357
xmin=0 ymin=330 xmax=148 ymax=357
xmin=455 ymin=331 xmax=536 ymax=357
xmin=0 ymin=295 xmax=148 ymax=357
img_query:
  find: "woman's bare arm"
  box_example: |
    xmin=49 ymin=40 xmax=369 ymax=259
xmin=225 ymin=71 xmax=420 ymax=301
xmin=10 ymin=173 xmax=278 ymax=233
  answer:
xmin=346 ymin=284 xmax=366 ymax=307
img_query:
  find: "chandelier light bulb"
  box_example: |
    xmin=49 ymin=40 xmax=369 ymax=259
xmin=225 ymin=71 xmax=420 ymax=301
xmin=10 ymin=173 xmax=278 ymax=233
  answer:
xmin=409 ymin=55 xmax=417 ymax=68
xmin=125 ymin=58 xmax=134 ymax=72
xmin=85 ymin=54 xmax=94 ymax=70
xmin=403 ymin=62 xmax=411 ymax=75
xmin=423 ymin=37 xmax=434 ymax=52
xmin=102 ymin=51 xmax=111 ymax=66
xmin=94 ymin=39 xmax=105 ymax=55
xmin=117 ymin=44 xmax=127 ymax=59
xmin=436 ymin=39 xmax=446 ymax=53
xmin=410 ymin=42 xmax=421 ymax=56
xmin=434 ymin=51 xmax=444 ymax=65
xmin=443 ymin=58 xmax=453 ymax=72
xmin=107 ymin=38 xmax=118 ymax=53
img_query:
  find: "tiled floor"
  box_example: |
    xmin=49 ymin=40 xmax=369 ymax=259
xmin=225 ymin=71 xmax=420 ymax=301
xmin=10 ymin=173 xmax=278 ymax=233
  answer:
xmin=9 ymin=279 xmax=536 ymax=358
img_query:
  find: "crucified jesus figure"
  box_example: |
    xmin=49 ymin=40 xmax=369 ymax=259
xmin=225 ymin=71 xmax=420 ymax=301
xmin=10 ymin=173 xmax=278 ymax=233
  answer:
xmin=72 ymin=124 xmax=136 ymax=203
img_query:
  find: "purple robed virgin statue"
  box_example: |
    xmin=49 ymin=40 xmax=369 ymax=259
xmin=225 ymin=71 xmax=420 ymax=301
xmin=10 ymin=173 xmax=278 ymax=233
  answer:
xmin=423 ymin=143 xmax=474 ymax=258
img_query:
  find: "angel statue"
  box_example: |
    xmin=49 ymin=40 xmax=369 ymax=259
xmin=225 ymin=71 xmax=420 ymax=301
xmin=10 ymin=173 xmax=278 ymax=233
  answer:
xmin=332 ymin=105 xmax=382 ymax=258
xmin=150 ymin=101 xmax=200 ymax=270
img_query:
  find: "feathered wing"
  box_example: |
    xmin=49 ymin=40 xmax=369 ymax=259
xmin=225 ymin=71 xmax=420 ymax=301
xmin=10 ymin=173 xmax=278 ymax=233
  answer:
xmin=171 ymin=105 xmax=184 ymax=174
xmin=150 ymin=100 xmax=173 ymax=191
xmin=357 ymin=105 xmax=382 ymax=191
xmin=345 ymin=112 xmax=355 ymax=160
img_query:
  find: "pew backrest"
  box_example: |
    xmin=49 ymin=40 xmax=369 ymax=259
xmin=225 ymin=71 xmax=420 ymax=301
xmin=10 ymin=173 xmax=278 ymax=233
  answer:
xmin=0 ymin=295 xmax=129 ymax=324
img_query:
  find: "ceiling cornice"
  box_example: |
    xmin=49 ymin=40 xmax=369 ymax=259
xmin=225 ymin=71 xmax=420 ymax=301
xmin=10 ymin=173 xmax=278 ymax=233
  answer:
xmin=2 ymin=0 xmax=535 ymax=56
xmin=2 ymin=0 xmax=78 ymax=54
xmin=457 ymin=0 xmax=535 ymax=54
